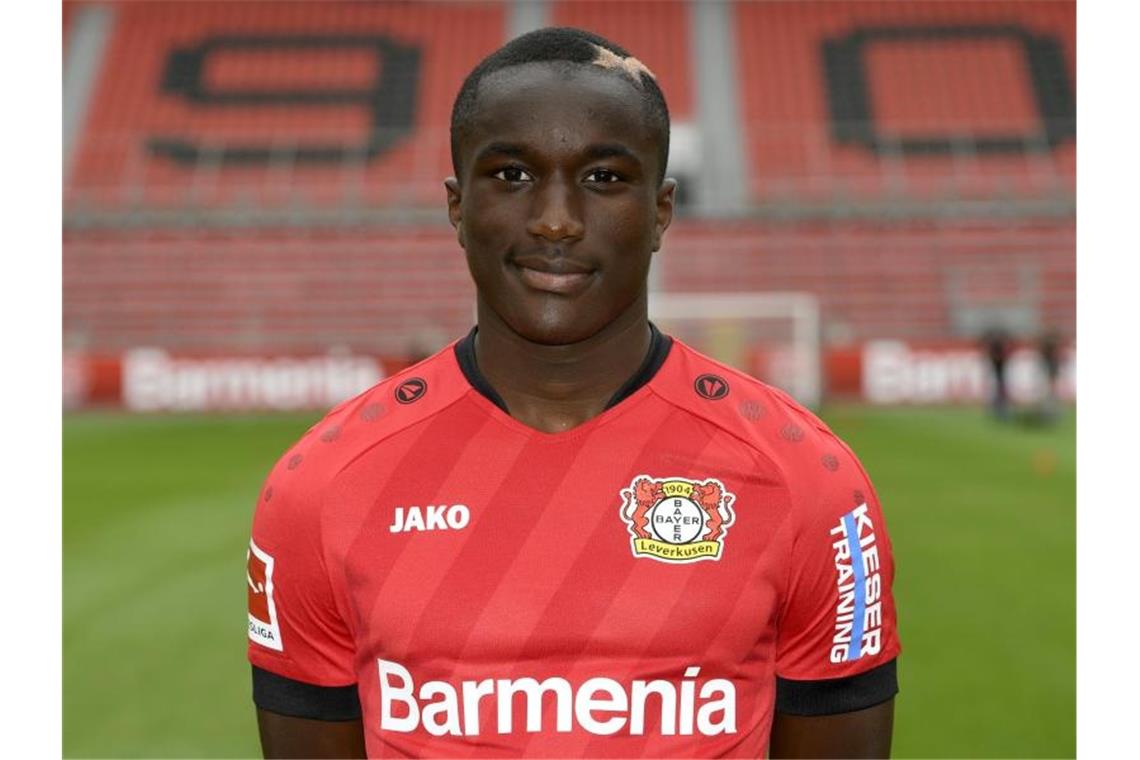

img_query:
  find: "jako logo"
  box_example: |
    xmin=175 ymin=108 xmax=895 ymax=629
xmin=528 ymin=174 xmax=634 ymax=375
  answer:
xmin=389 ymin=505 xmax=470 ymax=533
xmin=377 ymin=659 xmax=736 ymax=736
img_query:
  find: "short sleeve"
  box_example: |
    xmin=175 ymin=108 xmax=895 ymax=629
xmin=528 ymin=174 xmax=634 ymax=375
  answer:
xmin=247 ymin=445 xmax=360 ymax=719
xmin=774 ymin=437 xmax=901 ymax=714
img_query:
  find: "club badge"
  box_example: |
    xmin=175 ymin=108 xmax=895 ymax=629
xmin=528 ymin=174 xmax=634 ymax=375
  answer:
xmin=619 ymin=475 xmax=736 ymax=563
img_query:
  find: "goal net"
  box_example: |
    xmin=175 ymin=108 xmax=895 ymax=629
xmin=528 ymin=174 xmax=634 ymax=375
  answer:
xmin=648 ymin=292 xmax=822 ymax=408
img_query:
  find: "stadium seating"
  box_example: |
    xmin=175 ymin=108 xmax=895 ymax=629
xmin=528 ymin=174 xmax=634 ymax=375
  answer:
xmin=68 ymin=1 xmax=507 ymax=210
xmin=550 ymin=0 xmax=693 ymax=120
xmin=62 ymin=0 xmax=1075 ymax=386
xmin=63 ymin=220 xmax=1074 ymax=354
xmin=733 ymin=1 xmax=1075 ymax=204
xmin=67 ymin=1 xmax=1077 ymax=212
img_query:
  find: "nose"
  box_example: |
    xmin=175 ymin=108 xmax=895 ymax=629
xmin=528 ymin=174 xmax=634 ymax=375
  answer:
xmin=525 ymin=175 xmax=585 ymax=242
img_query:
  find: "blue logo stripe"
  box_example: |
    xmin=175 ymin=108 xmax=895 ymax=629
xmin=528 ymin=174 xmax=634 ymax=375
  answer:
xmin=844 ymin=511 xmax=867 ymax=660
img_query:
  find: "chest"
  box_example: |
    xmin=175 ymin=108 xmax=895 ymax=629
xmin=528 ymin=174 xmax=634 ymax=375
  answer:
xmin=330 ymin=420 xmax=792 ymax=671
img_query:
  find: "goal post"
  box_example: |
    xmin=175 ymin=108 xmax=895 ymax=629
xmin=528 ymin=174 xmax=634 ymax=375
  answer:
xmin=648 ymin=292 xmax=823 ymax=408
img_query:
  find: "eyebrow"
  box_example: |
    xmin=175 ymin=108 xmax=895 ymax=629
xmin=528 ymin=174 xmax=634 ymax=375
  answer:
xmin=473 ymin=142 xmax=528 ymax=163
xmin=472 ymin=141 xmax=643 ymax=166
xmin=583 ymin=143 xmax=641 ymax=165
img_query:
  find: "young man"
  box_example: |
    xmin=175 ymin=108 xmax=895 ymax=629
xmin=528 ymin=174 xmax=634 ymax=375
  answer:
xmin=247 ymin=27 xmax=899 ymax=758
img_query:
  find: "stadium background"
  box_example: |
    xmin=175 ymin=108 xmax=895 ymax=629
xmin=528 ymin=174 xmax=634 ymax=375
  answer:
xmin=62 ymin=1 xmax=1075 ymax=756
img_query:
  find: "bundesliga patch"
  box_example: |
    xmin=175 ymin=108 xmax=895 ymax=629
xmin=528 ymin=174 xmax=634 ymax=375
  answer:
xmin=247 ymin=539 xmax=283 ymax=651
xmin=620 ymin=476 xmax=736 ymax=563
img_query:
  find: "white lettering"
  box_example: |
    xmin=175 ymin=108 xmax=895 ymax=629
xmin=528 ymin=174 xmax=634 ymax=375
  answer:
xmin=378 ymin=659 xmax=419 ymax=732
xmin=865 ymin=574 xmax=881 ymax=605
xmin=390 ymin=505 xmax=472 ymax=533
xmin=862 ymin=340 xmax=1076 ymax=404
xmin=629 ymin=679 xmax=677 ymax=735
xmin=404 ymin=508 xmax=425 ymax=532
xmin=123 ymin=348 xmax=382 ymax=412
xmin=574 ymin=678 xmax=627 ymax=735
xmin=697 ymin=679 xmax=737 ymax=735
xmin=447 ymin=505 xmax=470 ymax=530
xmin=830 ymin=504 xmax=885 ymax=665
xmin=679 ymin=666 xmax=699 ymax=735
xmin=862 ymin=628 xmax=882 ymax=656
xmin=374 ymin=660 xmax=736 ymax=737
xmin=496 ymin=677 xmax=572 ymax=734
xmin=424 ymin=505 xmax=448 ymax=531
xmin=419 ymin=681 xmax=461 ymax=736
xmin=861 ymin=545 xmax=880 ymax=575
xmin=461 ymin=679 xmax=494 ymax=736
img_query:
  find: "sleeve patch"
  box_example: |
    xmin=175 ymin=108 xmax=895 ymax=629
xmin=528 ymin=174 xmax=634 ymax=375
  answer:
xmin=248 ymin=539 xmax=283 ymax=651
xmin=828 ymin=503 xmax=883 ymax=664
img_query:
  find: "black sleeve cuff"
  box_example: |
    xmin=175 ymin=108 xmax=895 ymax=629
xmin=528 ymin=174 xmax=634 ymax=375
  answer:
xmin=252 ymin=665 xmax=362 ymax=721
xmin=776 ymin=658 xmax=898 ymax=716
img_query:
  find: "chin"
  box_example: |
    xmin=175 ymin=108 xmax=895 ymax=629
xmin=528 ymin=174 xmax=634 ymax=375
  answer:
xmin=504 ymin=300 xmax=611 ymax=346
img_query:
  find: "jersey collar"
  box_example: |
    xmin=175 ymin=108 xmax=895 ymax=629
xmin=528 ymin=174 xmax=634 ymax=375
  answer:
xmin=454 ymin=323 xmax=673 ymax=414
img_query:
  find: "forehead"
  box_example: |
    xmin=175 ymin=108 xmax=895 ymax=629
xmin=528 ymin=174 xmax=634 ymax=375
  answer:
xmin=463 ymin=62 xmax=658 ymax=161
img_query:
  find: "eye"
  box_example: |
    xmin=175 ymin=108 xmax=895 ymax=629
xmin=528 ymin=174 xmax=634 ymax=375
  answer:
xmin=584 ymin=168 xmax=622 ymax=184
xmin=492 ymin=166 xmax=533 ymax=183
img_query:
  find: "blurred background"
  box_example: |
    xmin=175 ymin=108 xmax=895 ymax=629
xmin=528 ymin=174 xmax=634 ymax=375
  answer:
xmin=62 ymin=1 xmax=1075 ymax=756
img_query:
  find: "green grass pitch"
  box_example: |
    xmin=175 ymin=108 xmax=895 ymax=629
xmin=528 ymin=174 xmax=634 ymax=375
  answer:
xmin=63 ymin=405 xmax=1075 ymax=757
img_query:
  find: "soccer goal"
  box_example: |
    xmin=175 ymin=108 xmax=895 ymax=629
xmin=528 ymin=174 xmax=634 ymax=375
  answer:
xmin=649 ymin=292 xmax=822 ymax=408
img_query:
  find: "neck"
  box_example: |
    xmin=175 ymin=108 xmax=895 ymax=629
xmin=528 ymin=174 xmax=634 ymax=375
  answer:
xmin=473 ymin=295 xmax=652 ymax=433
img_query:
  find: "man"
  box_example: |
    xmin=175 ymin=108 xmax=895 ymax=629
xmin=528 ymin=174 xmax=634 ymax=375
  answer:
xmin=982 ymin=327 xmax=1012 ymax=421
xmin=247 ymin=27 xmax=899 ymax=758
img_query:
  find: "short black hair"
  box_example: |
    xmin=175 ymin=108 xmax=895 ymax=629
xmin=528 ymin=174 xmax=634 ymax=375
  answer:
xmin=449 ymin=26 xmax=671 ymax=184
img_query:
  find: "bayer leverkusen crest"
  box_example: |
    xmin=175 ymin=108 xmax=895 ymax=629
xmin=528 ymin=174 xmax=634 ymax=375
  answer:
xmin=619 ymin=476 xmax=736 ymax=563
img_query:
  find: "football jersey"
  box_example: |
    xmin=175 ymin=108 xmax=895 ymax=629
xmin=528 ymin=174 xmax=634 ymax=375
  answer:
xmin=247 ymin=326 xmax=900 ymax=757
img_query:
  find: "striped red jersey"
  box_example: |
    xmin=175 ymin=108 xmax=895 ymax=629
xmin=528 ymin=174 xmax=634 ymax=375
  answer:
xmin=247 ymin=328 xmax=900 ymax=756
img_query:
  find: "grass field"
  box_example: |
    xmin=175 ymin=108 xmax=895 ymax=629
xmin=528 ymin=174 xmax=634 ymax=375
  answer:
xmin=63 ymin=405 xmax=1075 ymax=758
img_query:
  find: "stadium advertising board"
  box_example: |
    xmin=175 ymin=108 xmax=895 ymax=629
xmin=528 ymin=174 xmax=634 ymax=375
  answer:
xmin=856 ymin=340 xmax=1075 ymax=405
xmin=65 ymin=349 xmax=396 ymax=412
xmin=63 ymin=340 xmax=1074 ymax=410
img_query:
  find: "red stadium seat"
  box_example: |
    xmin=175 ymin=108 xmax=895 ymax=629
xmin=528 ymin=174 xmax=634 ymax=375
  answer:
xmin=68 ymin=1 xmax=507 ymax=211
xmin=63 ymin=221 xmax=1074 ymax=354
xmin=733 ymin=1 xmax=1074 ymax=204
xmin=550 ymin=0 xmax=694 ymax=120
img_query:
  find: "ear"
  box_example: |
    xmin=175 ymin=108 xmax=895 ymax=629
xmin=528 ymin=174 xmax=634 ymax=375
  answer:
xmin=651 ymin=178 xmax=677 ymax=252
xmin=444 ymin=177 xmax=465 ymax=248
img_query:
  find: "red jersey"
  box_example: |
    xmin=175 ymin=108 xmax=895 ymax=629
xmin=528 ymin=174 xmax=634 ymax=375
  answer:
xmin=247 ymin=328 xmax=900 ymax=756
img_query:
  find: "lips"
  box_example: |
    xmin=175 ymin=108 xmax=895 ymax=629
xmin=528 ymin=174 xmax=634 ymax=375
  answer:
xmin=511 ymin=254 xmax=596 ymax=295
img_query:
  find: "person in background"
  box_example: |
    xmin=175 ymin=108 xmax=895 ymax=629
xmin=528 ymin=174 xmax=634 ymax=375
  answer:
xmin=1038 ymin=330 xmax=1062 ymax=422
xmin=982 ymin=327 xmax=1012 ymax=421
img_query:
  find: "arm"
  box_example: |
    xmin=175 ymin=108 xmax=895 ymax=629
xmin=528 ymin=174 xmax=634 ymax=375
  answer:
xmin=769 ymin=418 xmax=902 ymax=758
xmin=769 ymin=698 xmax=894 ymax=759
xmin=247 ymin=431 xmax=362 ymax=759
xmin=256 ymin=709 xmax=366 ymax=759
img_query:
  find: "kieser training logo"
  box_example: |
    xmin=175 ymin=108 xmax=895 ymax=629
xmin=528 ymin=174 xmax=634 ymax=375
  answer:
xmin=620 ymin=476 xmax=736 ymax=563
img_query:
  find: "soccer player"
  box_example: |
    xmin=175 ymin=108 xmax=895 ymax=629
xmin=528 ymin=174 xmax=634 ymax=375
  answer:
xmin=247 ymin=27 xmax=900 ymax=758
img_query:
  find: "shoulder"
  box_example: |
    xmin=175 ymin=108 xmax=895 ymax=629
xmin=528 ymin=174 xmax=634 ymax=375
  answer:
xmin=649 ymin=339 xmax=866 ymax=502
xmin=256 ymin=341 xmax=473 ymax=516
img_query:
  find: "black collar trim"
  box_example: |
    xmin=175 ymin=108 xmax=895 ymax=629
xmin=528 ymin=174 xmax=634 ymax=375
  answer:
xmin=454 ymin=324 xmax=673 ymax=414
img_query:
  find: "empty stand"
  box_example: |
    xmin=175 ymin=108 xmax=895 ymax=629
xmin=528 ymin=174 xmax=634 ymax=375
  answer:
xmin=550 ymin=0 xmax=694 ymax=119
xmin=62 ymin=1 xmax=1076 ymax=389
xmin=662 ymin=220 xmax=1074 ymax=342
xmin=734 ymin=1 xmax=1075 ymax=204
xmin=63 ymin=221 xmax=1074 ymax=356
xmin=68 ymin=1 xmax=506 ymax=212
